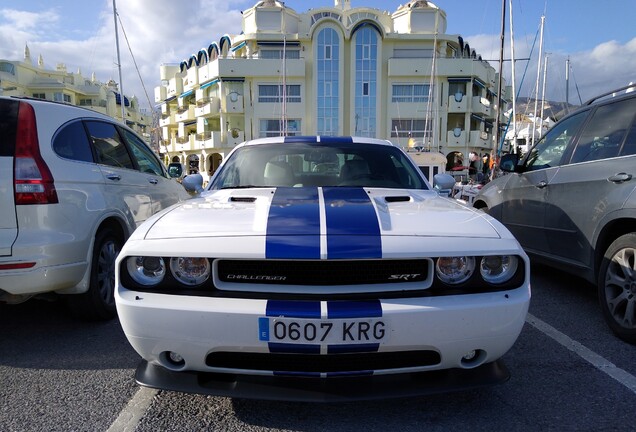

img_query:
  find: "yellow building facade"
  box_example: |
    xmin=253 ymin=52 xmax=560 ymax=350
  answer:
xmin=0 ymin=45 xmax=152 ymax=141
xmin=155 ymin=0 xmax=510 ymax=179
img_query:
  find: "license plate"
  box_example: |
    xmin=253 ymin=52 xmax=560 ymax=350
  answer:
xmin=258 ymin=317 xmax=388 ymax=345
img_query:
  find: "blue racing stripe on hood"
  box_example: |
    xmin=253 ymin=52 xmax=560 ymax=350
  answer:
xmin=266 ymin=187 xmax=321 ymax=259
xmin=323 ymin=187 xmax=382 ymax=259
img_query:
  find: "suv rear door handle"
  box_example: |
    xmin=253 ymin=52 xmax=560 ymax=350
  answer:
xmin=535 ymin=180 xmax=548 ymax=189
xmin=608 ymin=173 xmax=632 ymax=183
xmin=106 ymin=174 xmax=121 ymax=181
xmin=148 ymin=178 xmax=158 ymax=185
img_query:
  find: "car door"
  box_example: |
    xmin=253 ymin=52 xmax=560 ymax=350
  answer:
xmin=501 ymin=110 xmax=588 ymax=254
xmin=117 ymin=127 xmax=187 ymax=213
xmin=543 ymin=97 xmax=636 ymax=268
xmin=84 ymin=120 xmax=154 ymax=226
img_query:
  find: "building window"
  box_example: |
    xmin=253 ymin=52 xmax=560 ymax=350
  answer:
xmin=32 ymin=93 xmax=46 ymax=99
xmin=392 ymin=84 xmax=432 ymax=103
xmin=354 ymin=25 xmax=378 ymax=137
xmin=393 ymin=48 xmax=434 ymax=58
xmin=260 ymin=49 xmax=300 ymax=59
xmin=0 ymin=62 xmax=15 ymax=75
xmin=258 ymin=84 xmax=301 ymax=103
xmin=391 ymin=119 xmax=432 ymax=138
xmin=79 ymin=98 xmax=93 ymax=106
xmin=53 ymin=93 xmax=71 ymax=103
xmin=259 ymin=119 xmax=301 ymax=137
xmin=316 ymin=27 xmax=340 ymax=136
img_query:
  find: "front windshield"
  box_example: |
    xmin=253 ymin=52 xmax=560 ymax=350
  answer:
xmin=209 ymin=141 xmax=428 ymax=190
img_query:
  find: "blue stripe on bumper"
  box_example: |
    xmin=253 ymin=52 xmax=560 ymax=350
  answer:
xmin=327 ymin=300 xmax=382 ymax=318
xmin=266 ymin=300 xmax=321 ymax=318
xmin=323 ymin=187 xmax=382 ymax=259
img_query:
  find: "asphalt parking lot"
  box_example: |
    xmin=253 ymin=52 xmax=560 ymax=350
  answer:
xmin=1 ymin=264 xmax=635 ymax=432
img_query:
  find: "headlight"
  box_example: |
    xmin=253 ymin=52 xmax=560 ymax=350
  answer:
xmin=435 ymin=256 xmax=475 ymax=284
xmin=170 ymin=257 xmax=211 ymax=286
xmin=480 ymin=255 xmax=519 ymax=284
xmin=126 ymin=256 xmax=166 ymax=286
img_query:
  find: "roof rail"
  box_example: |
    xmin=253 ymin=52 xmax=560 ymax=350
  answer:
xmin=583 ymin=84 xmax=636 ymax=106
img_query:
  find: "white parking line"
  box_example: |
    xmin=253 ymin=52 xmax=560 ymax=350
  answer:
xmin=526 ymin=313 xmax=636 ymax=395
xmin=107 ymin=387 xmax=158 ymax=432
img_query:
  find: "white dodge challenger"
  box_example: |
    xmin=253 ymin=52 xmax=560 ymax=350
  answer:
xmin=115 ymin=136 xmax=530 ymax=401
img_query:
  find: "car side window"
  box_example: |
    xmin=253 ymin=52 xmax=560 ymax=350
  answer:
xmin=52 ymin=120 xmax=94 ymax=163
xmin=85 ymin=121 xmax=135 ymax=169
xmin=119 ymin=128 xmax=165 ymax=176
xmin=621 ymin=119 xmax=636 ymax=157
xmin=570 ymin=98 xmax=636 ymax=164
xmin=525 ymin=111 xmax=587 ymax=171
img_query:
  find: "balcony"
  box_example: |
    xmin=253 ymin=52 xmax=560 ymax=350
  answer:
xmin=222 ymin=95 xmax=243 ymax=113
xmin=447 ymin=129 xmax=467 ymax=147
xmin=227 ymin=130 xmax=245 ymax=147
xmin=210 ymin=58 xmax=305 ymax=78
xmin=175 ymin=135 xmax=196 ymax=152
xmin=183 ymin=67 xmax=199 ymax=91
xmin=160 ymin=103 xmax=170 ymax=115
xmin=448 ymin=94 xmax=468 ymax=113
xmin=159 ymin=113 xmax=175 ymax=128
xmin=175 ymin=106 xmax=195 ymax=123
xmin=195 ymin=131 xmax=222 ymax=149
xmin=195 ymin=97 xmax=220 ymax=117
xmin=469 ymin=130 xmax=491 ymax=149
xmin=166 ymin=76 xmax=183 ymax=99
xmin=154 ymin=86 xmax=167 ymax=103
xmin=472 ymin=96 xmax=492 ymax=117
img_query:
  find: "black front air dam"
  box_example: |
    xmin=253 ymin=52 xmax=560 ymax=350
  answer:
xmin=134 ymin=360 xmax=510 ymax=402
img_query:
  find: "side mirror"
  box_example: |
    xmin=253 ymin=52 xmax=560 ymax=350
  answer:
xmin=499 ymin=153 xmax=520 ymax=173
xmin=182 ymin=173 xmax=204 ymax=194
xmin=433 ymin=173 xmax=456 ymax=197
xmin=167 ymin=163 xmax=185 ymax=179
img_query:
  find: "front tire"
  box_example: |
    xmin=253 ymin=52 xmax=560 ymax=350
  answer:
xmin=67 ymin=227 xmax=122 ymax=321
xmin=598 ymin=233 xmax=636 ymax=344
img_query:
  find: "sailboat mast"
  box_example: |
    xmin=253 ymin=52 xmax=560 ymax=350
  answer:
xmin=493 ymin=0 xmax=506 ymax=165
xmin=508 ymin=0 xmax=518 ymax=153
xmin=531 ymin=15 xmax=545 ymax=146
xmin=113 ymin=0 xmax=125 ymax=124
xmin=539 ymin=54 xmax=549 ymax=138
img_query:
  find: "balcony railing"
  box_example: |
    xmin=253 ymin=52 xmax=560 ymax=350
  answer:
xmin=175 ymin=106 xmax=195 ymax=123
xmin=195 ymin=97 xmax=221 ymax=117
xmin=447 ymin=94 xmax=468 ymax=113
xmin=447 ymin=129 xmax=467 ymax=147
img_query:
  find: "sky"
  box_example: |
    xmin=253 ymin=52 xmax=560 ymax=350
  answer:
xmin=1 ymin=0 xmax=635 ymax=111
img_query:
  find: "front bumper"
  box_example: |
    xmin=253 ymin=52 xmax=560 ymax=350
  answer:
xmin=135 ymin=359 xmax=510 ymax=402
xmin=117 ymin=284 xmax=529 ymax=390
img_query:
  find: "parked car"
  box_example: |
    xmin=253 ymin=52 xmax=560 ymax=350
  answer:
xmin=115 ymin=136 xmax=530 ymax=401
xmin=0 ymin=96 xmax=189 ymax=320
xmin=473 ymin=85 xmax=636 ymax=343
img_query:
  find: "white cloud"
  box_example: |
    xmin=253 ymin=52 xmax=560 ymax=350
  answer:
xmin=1 ymin=2 xmax=634 ymax=111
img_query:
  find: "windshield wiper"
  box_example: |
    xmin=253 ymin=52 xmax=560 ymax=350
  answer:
xmin=219 ymin=185 xmax=270 ymax=189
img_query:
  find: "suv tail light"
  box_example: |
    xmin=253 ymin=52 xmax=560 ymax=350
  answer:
xmin=14 ymin=102 xmax=58 ymax=205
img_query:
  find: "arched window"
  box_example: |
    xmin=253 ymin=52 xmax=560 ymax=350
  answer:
xmin=353 ymin=24 xmax=378 ymax=137
xmin=316 ymin=27 xmax=340 ymax=136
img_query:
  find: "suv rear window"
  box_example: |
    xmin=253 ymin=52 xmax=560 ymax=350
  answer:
xmin=52 ymin=120 xmax=93 ymax=162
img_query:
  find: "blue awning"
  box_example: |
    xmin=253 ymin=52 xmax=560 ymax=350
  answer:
xmin=200 ymin=79 xmax=219 ymax=89
xmin=231 ymin=41 xmax=247 ymax=52
xmin=179 ymin=89 xmax=193 ymax=98
xmin=448 ymin=77 xmax=471 ymax=83
xmin=473 ymin=79 xmax=487 ymax=89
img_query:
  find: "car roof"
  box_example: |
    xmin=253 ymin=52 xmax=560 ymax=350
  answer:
xmin=239 ymin=136 xmax=397 ymax=148
xmin=0 ymin=95 xmax=115 ymax=120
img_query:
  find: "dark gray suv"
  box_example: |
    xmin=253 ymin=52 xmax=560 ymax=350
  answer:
xmin=474 ymin=85 xmax=636 ymax=343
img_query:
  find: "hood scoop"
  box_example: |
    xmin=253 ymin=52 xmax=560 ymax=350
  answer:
xmin=385 ymin=195 xmax=411 ymax=203
xmin=230 ymin=196 xmax=257 ymax=203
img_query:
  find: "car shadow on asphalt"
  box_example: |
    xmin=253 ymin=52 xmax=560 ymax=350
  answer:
xmin=0 ymin=298 xmax=139 ymax=370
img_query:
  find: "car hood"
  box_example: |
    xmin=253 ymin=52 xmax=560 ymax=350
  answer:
xmin=141 ymin=187 xmax=501 ymax=240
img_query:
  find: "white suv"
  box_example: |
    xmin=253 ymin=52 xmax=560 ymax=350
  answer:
xmin=0 ymin=96 xmax=188 ymax=319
